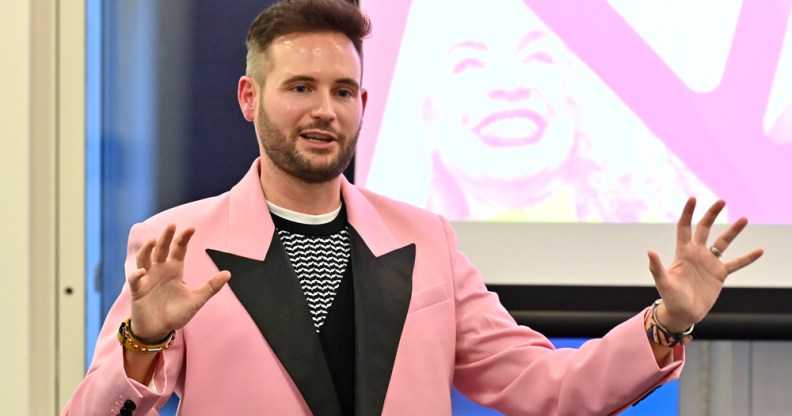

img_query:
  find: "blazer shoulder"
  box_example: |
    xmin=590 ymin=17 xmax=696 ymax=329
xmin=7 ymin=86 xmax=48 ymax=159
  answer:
xmin=141 ymin=191 xmax=232 ymax=231
xmin=356 ymin=186 xmax=444 ymax=223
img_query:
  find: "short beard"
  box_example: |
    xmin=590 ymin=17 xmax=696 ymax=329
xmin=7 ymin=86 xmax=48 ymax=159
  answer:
xmin=256 ymin=109 xmax=359 ymax=184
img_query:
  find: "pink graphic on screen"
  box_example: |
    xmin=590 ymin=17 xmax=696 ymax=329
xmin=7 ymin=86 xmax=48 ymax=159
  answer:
xmin=357 ymin=0 xmax=792 ymax=224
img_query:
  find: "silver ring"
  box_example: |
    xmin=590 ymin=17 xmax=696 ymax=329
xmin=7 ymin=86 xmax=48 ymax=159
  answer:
xmin=710 ymin=246 xmax=723 ymax=258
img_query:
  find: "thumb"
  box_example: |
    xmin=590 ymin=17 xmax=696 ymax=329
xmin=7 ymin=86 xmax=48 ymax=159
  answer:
xmin=128 ymin=268 xmax=147 ymax=292
xmin=194 ymin=270 xmax=232 ymax=306
xmin=647 ymin=249 xmax=667 ymax=287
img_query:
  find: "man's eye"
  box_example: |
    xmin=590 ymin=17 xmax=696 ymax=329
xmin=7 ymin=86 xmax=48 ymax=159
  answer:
xmin=292 ymin=85 xmax=310 ymax=93
xmin=336 ymin=89 xmax=353 ymax=98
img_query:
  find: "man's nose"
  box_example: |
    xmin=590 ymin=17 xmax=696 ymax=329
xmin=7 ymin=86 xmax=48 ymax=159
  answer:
xmin=310 ymin=91 xmax=338 ymax=121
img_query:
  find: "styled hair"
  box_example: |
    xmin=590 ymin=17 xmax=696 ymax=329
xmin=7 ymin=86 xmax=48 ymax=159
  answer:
xmin=245 ymin=0 xmax=371 ymax=83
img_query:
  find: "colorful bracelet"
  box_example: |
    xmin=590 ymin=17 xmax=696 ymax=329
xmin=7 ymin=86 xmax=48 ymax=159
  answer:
xmin=117 ymin=318 xmax=176 ymax=353
xmin=644 ymin=299 xmax=694 ymax=347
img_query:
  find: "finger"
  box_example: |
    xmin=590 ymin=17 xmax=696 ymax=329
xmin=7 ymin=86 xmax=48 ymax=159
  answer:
xmin=725 ymin=248 xmax=764 ymax=274
xmin=710 ymin=217 xmax=748 ymax=253
xmin=693 ymin=199 xmax=726 ymax=245
xmin=192 ymin=271 xmax=232 ymax=307
xmin=153 ymin=224 xmax=177 ymax=263
xmin=647 ymin=250 xmax=668 ymax=288
xmin=136 ymin=238 xmax=156 ymax=270
xmin=169 ymin=227 xmax=196 ymax=262
xmin=127 ymin=268 xmax=146 ymax=292
xmin=676 ymin=197 xmax=696 ymax=246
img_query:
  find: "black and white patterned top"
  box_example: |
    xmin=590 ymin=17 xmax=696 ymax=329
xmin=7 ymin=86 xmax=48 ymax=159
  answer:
xmin=269 ymin=202 xmax=351 ymax=332
xmin=268 ymin=201 xmax=356 ymax=414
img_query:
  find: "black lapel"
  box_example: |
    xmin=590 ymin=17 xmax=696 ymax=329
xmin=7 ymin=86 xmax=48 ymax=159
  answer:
xmin=206 ymin=239 xmax=343 ymax=416
xmin=348 ymin=227 xmax=415 ymax=415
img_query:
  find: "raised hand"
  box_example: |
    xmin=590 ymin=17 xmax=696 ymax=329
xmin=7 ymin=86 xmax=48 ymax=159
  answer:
xmin=127 ymin=224 xmax=231 ymax=342
xmin=647 ymin=198 xmax=763 ymax=333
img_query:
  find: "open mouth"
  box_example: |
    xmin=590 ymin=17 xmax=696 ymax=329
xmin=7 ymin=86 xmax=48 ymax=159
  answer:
xmin=471 ymin=109 xmax=547 ymax=147
xmin=299 ymin=130 xmax=337 ymax=144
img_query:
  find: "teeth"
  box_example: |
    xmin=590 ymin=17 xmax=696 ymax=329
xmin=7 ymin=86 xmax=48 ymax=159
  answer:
xmin=303 ymin=133 xmax=331 ymax=141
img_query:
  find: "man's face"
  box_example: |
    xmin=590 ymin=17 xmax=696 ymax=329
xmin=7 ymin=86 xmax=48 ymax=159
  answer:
xmin=254 ymin=32 xmax=366 ymax=184
xmin=426 ymin=0 xmax=579 ymax=184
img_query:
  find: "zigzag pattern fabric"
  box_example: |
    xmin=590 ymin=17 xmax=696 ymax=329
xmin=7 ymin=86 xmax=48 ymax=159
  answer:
xmin=278 ymin=228 xmax=351 ymax=332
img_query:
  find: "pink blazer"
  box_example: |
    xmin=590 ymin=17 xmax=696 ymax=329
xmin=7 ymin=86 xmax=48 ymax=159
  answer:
xmin=63 ymin=159 xmax=683 ymax=415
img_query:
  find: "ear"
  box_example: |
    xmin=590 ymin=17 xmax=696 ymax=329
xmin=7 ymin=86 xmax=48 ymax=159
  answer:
xmin=361 ymin=88 xmax=368 ymax=116
xmin=238 ymin=75 xmax=258 ymax=122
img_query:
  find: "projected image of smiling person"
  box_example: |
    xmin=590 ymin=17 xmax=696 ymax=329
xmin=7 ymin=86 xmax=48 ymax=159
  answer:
xmin=364 ymin=0 xmax=720 ymax=222
xmin=421 ymin=0 xmax=586 ymax=221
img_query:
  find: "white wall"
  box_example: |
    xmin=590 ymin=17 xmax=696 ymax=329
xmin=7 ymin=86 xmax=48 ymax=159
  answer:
xmin=680 ymin=341 xmax=792 ymax=415
xmin=1 ymin=2 xmax=35 ymax=414
xmin=0 ymin=0 xmax=85 ymax=413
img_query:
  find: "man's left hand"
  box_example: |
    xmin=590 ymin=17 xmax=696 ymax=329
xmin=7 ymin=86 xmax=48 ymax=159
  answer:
xmin=648 ymin=197 xmax=764 ymax=333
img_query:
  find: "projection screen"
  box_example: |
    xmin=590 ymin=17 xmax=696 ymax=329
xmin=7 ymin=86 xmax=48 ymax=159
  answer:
xmin=357 ymin=0 xmax=792 ymax=338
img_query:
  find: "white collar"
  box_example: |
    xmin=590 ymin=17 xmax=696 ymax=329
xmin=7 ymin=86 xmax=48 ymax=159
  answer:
xmin=266 ymin=201 xmax=342 ymax=225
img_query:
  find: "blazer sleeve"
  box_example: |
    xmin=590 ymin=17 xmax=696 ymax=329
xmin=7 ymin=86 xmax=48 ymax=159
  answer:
xmin=61 ymin=222 xmax=185 ymax=416
xmin=442 ymin=217 xmax=684 ymax=415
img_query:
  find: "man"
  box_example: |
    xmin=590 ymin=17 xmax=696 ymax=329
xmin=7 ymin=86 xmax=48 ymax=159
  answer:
xmin=62 ymin=0 xmax=762 ymax=414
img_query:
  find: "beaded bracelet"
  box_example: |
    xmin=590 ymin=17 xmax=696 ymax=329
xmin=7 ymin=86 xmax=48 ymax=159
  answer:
xmin=117 ymin=318 xmax=176 ymax=353
xmin=644 ymin=299 xmax=694 ymax=347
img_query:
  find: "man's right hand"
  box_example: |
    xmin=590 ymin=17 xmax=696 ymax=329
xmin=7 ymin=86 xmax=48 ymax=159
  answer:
xmin=127 ymin=224 xmax=231 ymax=342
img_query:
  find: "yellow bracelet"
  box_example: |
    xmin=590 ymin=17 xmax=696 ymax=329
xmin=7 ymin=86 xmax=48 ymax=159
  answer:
xmin=644 ymin=299 xmax=694 ymax=347
xmin=117 ymin=318 xmax=176 ymax=354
